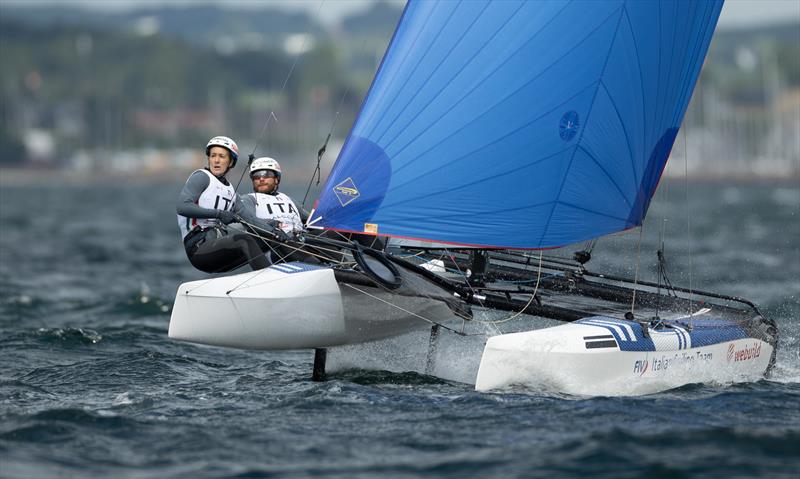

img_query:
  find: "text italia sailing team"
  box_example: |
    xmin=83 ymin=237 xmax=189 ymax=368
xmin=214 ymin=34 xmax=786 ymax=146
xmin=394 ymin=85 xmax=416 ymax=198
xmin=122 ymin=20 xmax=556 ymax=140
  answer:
xmin=176 ymin=135 xmax=310 ymax=273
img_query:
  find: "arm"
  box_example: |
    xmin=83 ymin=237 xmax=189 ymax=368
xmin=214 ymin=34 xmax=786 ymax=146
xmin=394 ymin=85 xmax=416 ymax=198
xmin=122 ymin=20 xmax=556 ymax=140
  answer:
xmin=176 ymin=171 xmax=219 ymax=219
xmin=235 ymin=195 xmax=286 ymax=238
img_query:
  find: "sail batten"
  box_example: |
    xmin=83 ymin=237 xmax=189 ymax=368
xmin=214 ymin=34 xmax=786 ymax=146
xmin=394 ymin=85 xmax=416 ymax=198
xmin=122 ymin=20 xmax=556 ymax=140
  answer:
xmin=313 ymin=0 xmax=724 ymax=249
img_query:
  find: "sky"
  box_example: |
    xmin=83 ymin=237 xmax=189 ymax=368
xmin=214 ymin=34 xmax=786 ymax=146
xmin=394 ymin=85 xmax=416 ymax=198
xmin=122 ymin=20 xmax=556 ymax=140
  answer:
xmin=2 ymin=0 xmax=799 ymax=29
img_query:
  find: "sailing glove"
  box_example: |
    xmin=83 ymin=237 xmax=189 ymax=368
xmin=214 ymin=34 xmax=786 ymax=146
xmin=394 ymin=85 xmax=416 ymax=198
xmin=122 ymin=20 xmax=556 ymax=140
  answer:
xmin=272 ymin=229 xmax=291 ymax=242
xmin=216 ymin=210 xmax=237 ymax=224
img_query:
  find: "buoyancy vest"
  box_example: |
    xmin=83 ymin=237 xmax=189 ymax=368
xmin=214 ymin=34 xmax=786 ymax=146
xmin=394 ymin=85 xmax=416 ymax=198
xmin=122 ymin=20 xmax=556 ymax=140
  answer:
xmin=247 ymin=192 xmax=303 ymax=233
xmin=178 ymin=169 xmax=237 ymax=239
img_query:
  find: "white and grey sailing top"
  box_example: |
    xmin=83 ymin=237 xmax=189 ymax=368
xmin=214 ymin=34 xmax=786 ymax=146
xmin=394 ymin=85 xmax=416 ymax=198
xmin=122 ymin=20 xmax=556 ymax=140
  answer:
xmin=177 ymin=169 xmax=236 ymax=239
xmin=242 ymin=192 xmax=304 ymax=233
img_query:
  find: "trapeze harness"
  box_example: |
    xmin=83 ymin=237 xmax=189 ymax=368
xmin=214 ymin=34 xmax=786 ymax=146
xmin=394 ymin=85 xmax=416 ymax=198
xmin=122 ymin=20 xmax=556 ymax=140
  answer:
xmin=178 ymin=169 xmax=268 ymax=273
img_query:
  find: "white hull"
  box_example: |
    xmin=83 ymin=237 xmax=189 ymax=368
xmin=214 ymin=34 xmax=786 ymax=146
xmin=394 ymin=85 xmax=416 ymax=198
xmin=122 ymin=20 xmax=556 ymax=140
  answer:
xmin=169 ymin=262 xmax=776 ymax=397
xmin=168 ymin=263 xmax=457 ymax=349
xmin=475 ymin=320 xmax=774 ymax=396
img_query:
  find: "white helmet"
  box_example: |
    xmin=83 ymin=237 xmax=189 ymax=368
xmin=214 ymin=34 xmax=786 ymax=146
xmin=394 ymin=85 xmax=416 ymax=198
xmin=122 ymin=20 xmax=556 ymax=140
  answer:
xmin=206 ymin=136 xmax=239 ymax=168
xmin=249 ymin=157 xmax=282 ymax=179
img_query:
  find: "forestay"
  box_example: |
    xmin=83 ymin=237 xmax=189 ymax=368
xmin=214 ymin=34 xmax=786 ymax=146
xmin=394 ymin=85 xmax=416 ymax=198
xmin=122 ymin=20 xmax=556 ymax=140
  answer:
xmin=312 ymin=0 xmax=723 ymax=249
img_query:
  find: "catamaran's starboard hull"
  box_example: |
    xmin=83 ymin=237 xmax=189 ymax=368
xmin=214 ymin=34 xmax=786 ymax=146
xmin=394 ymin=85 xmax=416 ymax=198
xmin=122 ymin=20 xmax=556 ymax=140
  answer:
xmin=475 ymin=316 xmax=776 ymax=396
xmin=168 ymin=262 xmax=457 ymax=350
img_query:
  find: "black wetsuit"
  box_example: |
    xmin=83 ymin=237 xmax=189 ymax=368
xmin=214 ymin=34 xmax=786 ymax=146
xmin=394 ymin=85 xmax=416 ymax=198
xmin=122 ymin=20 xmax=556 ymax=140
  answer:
xmin=237 ymin=193 xmax=322 ymax=264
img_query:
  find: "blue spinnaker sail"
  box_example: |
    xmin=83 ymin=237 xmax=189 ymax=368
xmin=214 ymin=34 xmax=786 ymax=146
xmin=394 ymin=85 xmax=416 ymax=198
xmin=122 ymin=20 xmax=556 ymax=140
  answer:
xmin=313 ymin=0 xmax=723 ymax=249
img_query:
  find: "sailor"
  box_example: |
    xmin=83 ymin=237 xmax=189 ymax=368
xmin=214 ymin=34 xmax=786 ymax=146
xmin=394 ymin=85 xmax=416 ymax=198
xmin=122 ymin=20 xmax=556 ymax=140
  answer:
xmin=176 ymin=136 xmax=284 ymax=273
xmin=240 ymin=157 xmax=316 ymax=264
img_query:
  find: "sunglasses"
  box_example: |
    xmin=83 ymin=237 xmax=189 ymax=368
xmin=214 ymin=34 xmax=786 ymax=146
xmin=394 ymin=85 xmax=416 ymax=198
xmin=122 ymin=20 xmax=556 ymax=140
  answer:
xmin=251 ymin=170 xmax=278 ymax=179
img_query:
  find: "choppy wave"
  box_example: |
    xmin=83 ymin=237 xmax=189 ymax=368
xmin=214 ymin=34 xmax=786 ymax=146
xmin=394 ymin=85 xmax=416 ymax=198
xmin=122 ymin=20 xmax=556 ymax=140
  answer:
xmin=1 ymin=181 xmax=798 ymax=478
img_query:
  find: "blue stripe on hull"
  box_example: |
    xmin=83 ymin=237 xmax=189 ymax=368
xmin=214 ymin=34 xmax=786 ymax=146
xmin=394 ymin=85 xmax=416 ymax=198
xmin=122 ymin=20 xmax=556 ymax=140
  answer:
xmin=576 ymin=316 xmax=749 ymax=352
xmin=268 ymin=262 xmax=328 ymax=274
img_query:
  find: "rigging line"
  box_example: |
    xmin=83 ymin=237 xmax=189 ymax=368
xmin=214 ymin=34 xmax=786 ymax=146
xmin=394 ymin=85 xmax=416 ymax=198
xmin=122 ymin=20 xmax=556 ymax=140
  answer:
xmin=475 ymin=251 xmax=543 ymax=327
xmin=301 ymin=133 xmax=328 ymax=211
xmin=443 ymin=247 xmax=491 ymax=333
xmin=630 ymin=223 xmax=645 ymax=317
xmin=233 ymin=223 xmax=354 ymax=266
xmin=224 ymin=255 xmax=276 ymax=294
xmin=444 ymin=247 xmax=482 ymax=303
xmin=683 ymin=120 xmax=695 ymax=324
xmin=370 ymin=0 xmax=493 ymax=146
xmin=340 ymin=283 xmax=469 ymax=335
xmin=183 ymin=231 xmax=271 ymax=294
xmin=222 ymin=242 xmax=356 ymax=295
xmin=301 ymin=60 xmax=359 ymax=210
xmin=656 ymin=218 xmax=667 ymax=320
xmin=221 ymin=233 xmax=353 ymax=295
xmin=250 ymin=0 xmax=327 ymax=160
xmin=586 ymin=239 xmax=597 ymax=254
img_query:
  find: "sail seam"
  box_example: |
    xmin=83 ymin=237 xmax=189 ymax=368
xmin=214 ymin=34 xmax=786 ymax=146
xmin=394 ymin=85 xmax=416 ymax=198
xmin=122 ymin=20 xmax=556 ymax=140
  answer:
xmin=379 ymin=82 xmax=597 ymax=203
xmin=312 ymin=0 xmax=417 ymax=215
xmin=655 ymin=0 xmax=679 ymax=148
xmin=372 ymin=0 xmax=493 ymax=146
xmin=576 ymin=144 xmax=634 ymax=209
xmin=597 ymin=80 xmax=638 ymax=197
xmin=389 ymin=199 xmax=556 ymax=223
xmin=538 ymin=5 xmax=626 ymax=247
xmin=668 ymin=0 xmax=698 ymax=128
xmin=378 ymin=144 xmax=577 ymax=209
xmin=376 ymin=1 xmax=529 ymax=152
xmin=672 ymin=1 xmax=719 ymax=127
xmin=364 ymin=1 xmax=461 ymax=141
xmin=556 ymin=201 xmax=630 ymax=223
xmin=653 ymin=0 xmax=662 ymax=187
xmin=388 ymin=0 xmax=583 ymax=176
xmin=405 ymin=199 xmax=628 ymax=225
xmin=621 ymin=5 xmax=646 ymax=186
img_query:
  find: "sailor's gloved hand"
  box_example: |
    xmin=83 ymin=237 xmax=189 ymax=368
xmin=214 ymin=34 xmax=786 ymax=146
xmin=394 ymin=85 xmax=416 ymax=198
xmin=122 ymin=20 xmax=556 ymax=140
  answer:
xmin=272 ymin=229 xmax=291 ymax=242
xmin=216 ymin=210 xmax=237 ymax=225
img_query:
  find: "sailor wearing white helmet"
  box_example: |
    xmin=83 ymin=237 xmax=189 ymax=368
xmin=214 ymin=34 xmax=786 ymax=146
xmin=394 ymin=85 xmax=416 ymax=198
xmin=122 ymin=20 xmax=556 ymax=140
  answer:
xmin=176 ymin=136 xmax=286 ymax=273
xmin=240 ymin=157 xmax=316 ymax=263
xmin=243 ymin=157 xmax=305 ymax=232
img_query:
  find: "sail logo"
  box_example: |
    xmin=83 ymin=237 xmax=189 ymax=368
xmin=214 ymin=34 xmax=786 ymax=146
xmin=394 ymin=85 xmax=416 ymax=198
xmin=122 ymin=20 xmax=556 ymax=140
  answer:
xmin=727 ymin=343 xmax=761 ymax=363
xmin=333 ymin=178 xmax=360 ymax=206
xmin=559 ymin=111 xmax=580 ymax=141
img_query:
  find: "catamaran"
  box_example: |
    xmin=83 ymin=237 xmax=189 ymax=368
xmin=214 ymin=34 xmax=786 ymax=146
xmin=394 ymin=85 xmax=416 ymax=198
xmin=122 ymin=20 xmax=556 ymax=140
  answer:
xmin=169 ymin=0 xmax=778 ymax=396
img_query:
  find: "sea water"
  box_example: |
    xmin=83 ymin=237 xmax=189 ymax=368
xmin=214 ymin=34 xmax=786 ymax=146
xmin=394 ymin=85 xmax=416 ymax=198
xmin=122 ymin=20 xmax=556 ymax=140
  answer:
xmin=1 ymin=177 xmax=798 ymax=478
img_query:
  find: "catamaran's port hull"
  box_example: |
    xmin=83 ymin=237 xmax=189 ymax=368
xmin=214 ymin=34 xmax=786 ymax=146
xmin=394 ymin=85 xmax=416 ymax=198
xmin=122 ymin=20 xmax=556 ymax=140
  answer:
xmin=168 ymin=265 xmax=455 ymax=350
xmin=475 ymin=319 xmax=775 ymax=396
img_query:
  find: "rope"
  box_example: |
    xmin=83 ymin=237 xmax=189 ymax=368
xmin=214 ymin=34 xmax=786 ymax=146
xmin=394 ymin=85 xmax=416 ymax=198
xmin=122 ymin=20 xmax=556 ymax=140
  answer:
xmin=341 ymin=283 xmax=471 ymax=336
xmin=683 ymin=123 xmax=695 ymax=323
xmin=251 ymin=1 xmax=326 ymax=159
xmin=301 ymin=133 xmax=328 ymax=210
xmin=630 ymin=224 xmax=644 ymax=316
xmin=443 ymin=248 xmax=493 ymax=334
xmin=235 ymin=221 xmax=353 ymax=265
xmin=473 ymin=251 xmax=543 ymax=327
xmin=229 ymin=0 xmax=327 ymax=194
xmin=301 ymin=67 xmax=360 ymax=210
xmin=655 ymin=219 xmax=666 ymax=320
